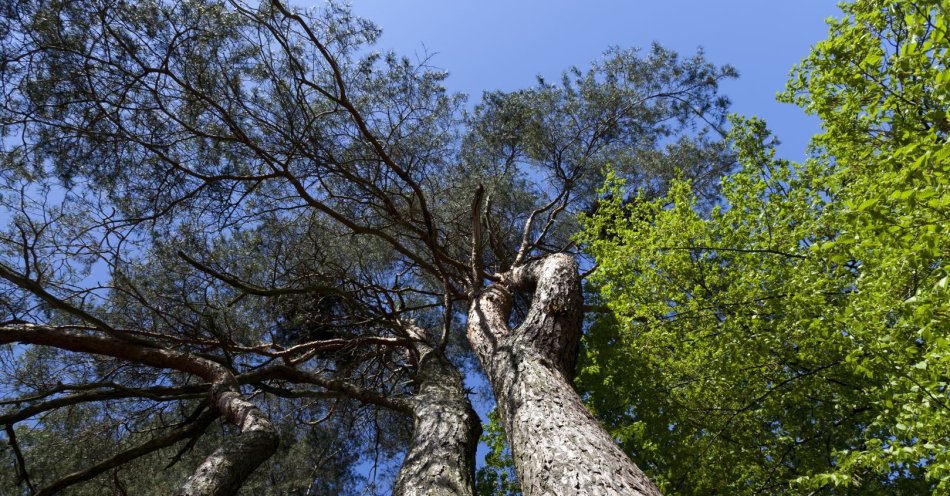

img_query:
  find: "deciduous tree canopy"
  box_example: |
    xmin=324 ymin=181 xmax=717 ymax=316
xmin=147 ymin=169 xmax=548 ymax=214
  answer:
xmin=580 ymin=0 xmax=949 ymax=493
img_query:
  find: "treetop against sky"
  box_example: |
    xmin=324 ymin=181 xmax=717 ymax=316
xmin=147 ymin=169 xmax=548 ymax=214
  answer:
xmin=348 ymin=0 xmax=839 ymax=157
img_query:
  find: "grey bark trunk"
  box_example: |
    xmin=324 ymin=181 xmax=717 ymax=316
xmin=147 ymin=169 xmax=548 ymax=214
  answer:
xmin=393 ymin=333 xmax=481 ymax=496
xmin=467 ymin=254 xmax=661 ymax=495
xmin=176 ymin=389 xmax=280 ymax=496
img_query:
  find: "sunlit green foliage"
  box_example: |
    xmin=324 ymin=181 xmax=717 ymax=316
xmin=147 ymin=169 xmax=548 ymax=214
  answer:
xmin=475 ymin=410 xmax=520 ymax=496
xmin=579 ymin=0 xmax=950 ymax=493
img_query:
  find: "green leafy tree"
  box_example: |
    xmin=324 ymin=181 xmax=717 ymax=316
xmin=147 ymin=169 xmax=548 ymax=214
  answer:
xmin=579 ymin=0 xmax=950 ymax=493
xmin=475 ymin=410 xmax=520 ymax=496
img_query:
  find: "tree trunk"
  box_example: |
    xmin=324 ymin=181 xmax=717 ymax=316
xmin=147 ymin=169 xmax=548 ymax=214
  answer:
xmin=176 ymin=389 xmax=279 ymax=496
xmin=467 ymin=254 xmax=661 ymax=495
xmin=394 ymin=332 xmax=481 ymax=496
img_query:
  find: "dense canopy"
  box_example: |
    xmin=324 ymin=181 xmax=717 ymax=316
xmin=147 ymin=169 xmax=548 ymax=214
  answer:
xmin=580 ymin=0 xmax=950 ymax=493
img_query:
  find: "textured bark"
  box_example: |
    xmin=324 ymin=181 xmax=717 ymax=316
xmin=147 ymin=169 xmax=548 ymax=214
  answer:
xmin=468 ymin=254 xmax=661 ymax=495
xmin=0 ymin=324 xmax=279 ymax=496
xmin=175 ymin=390 xmax=279 ymax=496
xmin=393 ymin=332 xmax=481 ymax=496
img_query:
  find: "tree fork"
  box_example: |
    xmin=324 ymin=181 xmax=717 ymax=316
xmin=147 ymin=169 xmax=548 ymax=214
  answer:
xmin=467 ymin=254 xmax=661 ymax=495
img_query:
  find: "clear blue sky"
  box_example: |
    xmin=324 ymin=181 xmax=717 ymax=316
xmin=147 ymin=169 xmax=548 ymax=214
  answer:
xmin=323 ymin=0 xmax=841 ymax=160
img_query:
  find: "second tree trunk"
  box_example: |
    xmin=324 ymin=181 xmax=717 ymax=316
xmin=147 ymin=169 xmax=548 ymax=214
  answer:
xmin=468 ymin=254 xmax=661 ymax=496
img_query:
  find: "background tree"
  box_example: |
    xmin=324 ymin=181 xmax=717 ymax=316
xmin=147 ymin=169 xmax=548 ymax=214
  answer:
xmin=0 ymin=0 xmax=736 ymax=493
xmin=579 ymin=0 xmax=949 ymax=493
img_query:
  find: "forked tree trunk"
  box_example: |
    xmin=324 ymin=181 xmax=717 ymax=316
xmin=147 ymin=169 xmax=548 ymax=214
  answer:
xmin=467 ymin=254 xmax=661 ymax=495
xmin=394 ymin=332 xmax=481 ymax=496
xmin=176 ymin=389 xmax=279 ymax=496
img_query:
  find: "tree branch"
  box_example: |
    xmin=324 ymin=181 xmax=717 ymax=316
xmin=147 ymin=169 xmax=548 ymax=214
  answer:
xmin=34 ymin=408 xmax=218 ymax=496
xmin=5 ymin=423 xmax=36 ymax=494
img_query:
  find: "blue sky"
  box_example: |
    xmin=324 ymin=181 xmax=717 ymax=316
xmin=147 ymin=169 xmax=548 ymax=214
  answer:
xmin=337 ymin=0 xmax=841 ymax=160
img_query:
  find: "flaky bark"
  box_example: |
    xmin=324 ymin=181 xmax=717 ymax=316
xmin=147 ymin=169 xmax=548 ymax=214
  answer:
xmin=393 ymin=329 xmax=481 ymax=496
xmin=175 ymin=390 xmax=279 ymax=496
xmin=0 ymin=324 xmax=279 ymax=496
xmin=468 ymin=254 xmax=661 ymax=495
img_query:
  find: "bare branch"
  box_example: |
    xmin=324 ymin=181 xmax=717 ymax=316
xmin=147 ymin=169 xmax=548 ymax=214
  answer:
xmin=0 ymin=385 xmax=207 ymax=425
xmin=34 ymin=408 xmax=217 ymax=496
xmin=469 ymin=184 xmax=485 ymax=290
xmin=0 ymin=263 xmax=155 ymax=347
xmin=5 ymin=424 xmax=36 ymax=494
xmin=177 ymin=250 xmax=347 ymax=297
